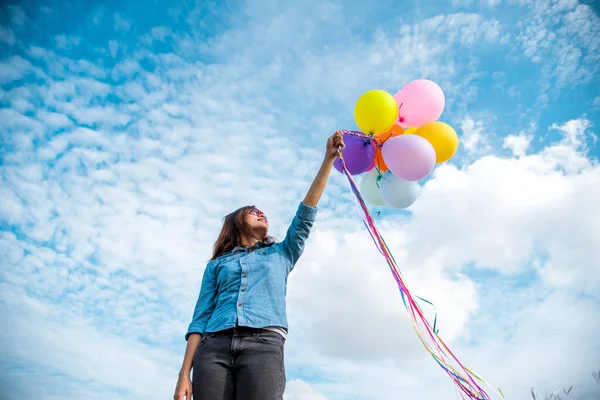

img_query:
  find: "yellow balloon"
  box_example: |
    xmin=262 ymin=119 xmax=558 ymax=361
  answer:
xmin=414 ymin=121 xmax=459 ymax=163
xmin=404 ymin=126 xmax=418 ymax=134
xmin=354 ymin=90 xmax=398 ymax=135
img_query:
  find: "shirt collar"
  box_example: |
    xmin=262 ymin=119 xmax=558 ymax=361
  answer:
xmin=231 ymin=239 xmax=274 ymax=254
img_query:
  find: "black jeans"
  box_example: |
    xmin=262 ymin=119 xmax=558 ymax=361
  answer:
xmin=192 ymin=326 xmax=286 ymax=400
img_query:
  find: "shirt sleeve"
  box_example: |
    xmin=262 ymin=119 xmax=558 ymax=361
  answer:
xmin=185 ymin=261 xmax=218 ymax=341
xmin=281 ymin=202 xmax=318 ymax=270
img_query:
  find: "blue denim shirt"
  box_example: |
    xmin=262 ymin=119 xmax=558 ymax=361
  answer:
xmin=186 ymin=202 xmax=318 ymax=340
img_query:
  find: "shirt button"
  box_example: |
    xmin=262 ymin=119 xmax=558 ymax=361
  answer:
xmin=243 ymin=274 xmax=247 ymax=278
xmin=263 ymin=251 xmax=267 ymax=255
xmin=238 ymin=303 xmax=242 ymax=307
xmin=241 ymin=288 xmax=246 ymax=292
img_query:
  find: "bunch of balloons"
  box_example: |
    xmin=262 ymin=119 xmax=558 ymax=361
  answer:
xmin=334 ymin=79 xmax=459 ymax=209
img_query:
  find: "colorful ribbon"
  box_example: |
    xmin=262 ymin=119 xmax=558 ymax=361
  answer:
xmin=337 ymin=132 xmax=505 ymax=400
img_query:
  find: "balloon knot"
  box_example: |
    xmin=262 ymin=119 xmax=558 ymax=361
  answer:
xmin=398 ymin=117 xmax=405 ymax=123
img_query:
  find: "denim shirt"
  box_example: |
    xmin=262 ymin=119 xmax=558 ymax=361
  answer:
xmin=185 ymin=202 xmax=318 ymax=340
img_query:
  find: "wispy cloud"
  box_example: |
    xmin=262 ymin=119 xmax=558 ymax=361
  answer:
xmin=55 ymin=34 xmax=81 ymax=50
xmin=113 ymin=13 xmax=131 ymax=32
xmin=0 ymin=26 xmax=16 ymax=45
xmin=7 ymin=4 xmax=27 ymax=26
xmin=515 ymin=0 xmax=600 ymax=115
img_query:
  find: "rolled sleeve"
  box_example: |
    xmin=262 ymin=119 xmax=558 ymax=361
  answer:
xmin=185 ymin=261 xmax=217 ymax=341
xmin=297 ymin=202 xmax=318 ymax=221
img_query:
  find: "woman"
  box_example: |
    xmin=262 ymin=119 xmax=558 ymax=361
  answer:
xmin=174 ymin=131 xmax=345 ymax=400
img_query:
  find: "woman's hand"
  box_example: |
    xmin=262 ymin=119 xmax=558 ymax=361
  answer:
xmin=174 ymin=373 xmax=193 ymax=400
xmin=302 ymin=130 xmax=346 ymax=207
xmin=325 ymin=130 xmax=345 ymax=161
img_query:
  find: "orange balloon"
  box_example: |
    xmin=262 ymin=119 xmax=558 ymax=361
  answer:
xmin=375 ymin=123 xmax=405 ymax=141
xmin=374 ymin=147 xmax=389 ymax=172
xmin=373 ymin=124 xmax=404 ymax=172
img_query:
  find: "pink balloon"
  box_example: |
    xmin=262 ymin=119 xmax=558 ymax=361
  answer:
xmin=393 ymin=79 xmax=445 ymax=127
xmin=381 ymin=135 xmax=435 ymax=181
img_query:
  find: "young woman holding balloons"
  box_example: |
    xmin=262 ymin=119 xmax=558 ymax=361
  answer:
xmin=174 ymin=77 xmax=465 ymax=400
xmin=173 ymin=131 xmax=345 ymax=400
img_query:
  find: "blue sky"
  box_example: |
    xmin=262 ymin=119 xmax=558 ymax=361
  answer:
xmin=1 ymin=0 xmax=599 ymax=399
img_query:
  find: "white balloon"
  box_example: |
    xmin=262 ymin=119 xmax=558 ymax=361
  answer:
xmin=360 ymin=169 xmax=386 ymax=206
xmin=380 ymin=171 xmax=421 ymax=209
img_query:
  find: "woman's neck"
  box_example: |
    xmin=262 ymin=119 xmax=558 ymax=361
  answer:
xmin=240 ymin=235 xmax=259 ymax=248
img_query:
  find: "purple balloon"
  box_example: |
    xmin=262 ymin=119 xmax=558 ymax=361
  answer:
xmin=381 ymin=134 xmax=435 ymax=181
xmin=334 ymin=132 xmax=376 ymax=175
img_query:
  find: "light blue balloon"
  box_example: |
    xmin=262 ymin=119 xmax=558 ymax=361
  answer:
xmin=380 ymin=171 xmax=421 ymax=209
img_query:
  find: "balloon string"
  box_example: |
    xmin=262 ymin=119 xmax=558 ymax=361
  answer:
xmin=378 ymin=131 xmax=394 ymax=144
xmin=398 ymin=102 xmax=405 ymax=123
xmin=335 ymin=146 xmax=505 ymax=400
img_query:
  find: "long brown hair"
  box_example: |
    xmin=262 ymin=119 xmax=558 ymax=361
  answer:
xmin=211 ymin=205 xmax=256 ymax=260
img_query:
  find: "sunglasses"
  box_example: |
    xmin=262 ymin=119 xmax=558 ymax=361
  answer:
xmin=249 ymin=207 xmax=267 ymax=221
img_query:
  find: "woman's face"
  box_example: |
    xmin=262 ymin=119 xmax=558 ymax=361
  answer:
xmin=245 ymin=207 xmax=269 ymax=233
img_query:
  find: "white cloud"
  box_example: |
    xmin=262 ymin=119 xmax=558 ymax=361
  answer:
xmin=517 ymin=1 xmax=600 ymax=87
xmin=283 ymin=283 xmax=600 ymax=399
xmin=0 ymin=293 xmax=179 ymax=399
xmin=8 ymin=5 xmax=27 ymax=26
xmin=460 ymin=116 xmax=490 ymax=154
xmin=0 ymin=26 xmax=16 ymax=45
xmin=409 ymin=118 xmax=600 ymax=291
xmin=108 ymin=40 xmax=119 ymax=57
xmin=503 ymin=133 xmax=532 ymax=156
xmin=196 ymin=10 xmax=506 ymax=118
xmin=36 ymin=110 xmax=72 ymax=128
xmin=111 ymin=59 xmax=142 ymax=80
xmin=5 ymin=86 xmax=35 ymax=112
xmin=55 ymin=34 xmax=81 ymax=50
xmin=27 ymin=46 xmax=106 ymax=79
xmin=0 ymin=56 xmax=35 ymax=84
xmin=0 ymin=188 xmax=26 ymax=225
xmin=1 ymin=108 xmax=44 ymax=136
xmin=550 ymin=118 xmax=592 ymax=149
xmin=288 ymin=229 xmax=479 ymax=362
xmin=151 ymin=26 xmax=172 ymax=42
xmin=114 ymin=13 xmax=131 ymax=32
xmin=57 ymin=102 xmax=131 ymax=128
